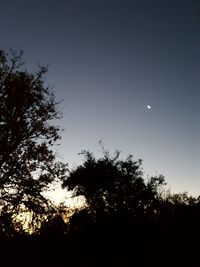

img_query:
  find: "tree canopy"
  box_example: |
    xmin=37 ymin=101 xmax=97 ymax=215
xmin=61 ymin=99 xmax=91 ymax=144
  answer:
xmin=0 ymin=49 xmax=67 ymax=229
xmin=62 ymin=150 xmax=166 ymax=221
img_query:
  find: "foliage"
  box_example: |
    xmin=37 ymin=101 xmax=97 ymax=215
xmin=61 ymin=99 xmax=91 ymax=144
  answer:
xmin=62 ymin=150 xmax=166 ymax=220
xmin=61 ymin=151 xmax=200 ymax=266
xmin=0 ymin=49 xmax=67 ymax=229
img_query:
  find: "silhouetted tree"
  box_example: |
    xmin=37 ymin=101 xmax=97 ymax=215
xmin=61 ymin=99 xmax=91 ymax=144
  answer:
xmin=62 ymin=150 xmax=166 ymax=221
xmin=0 ymin=49 xmax=67 ymax=230
xmin=61 ymin=151 xmax=171 ymax=266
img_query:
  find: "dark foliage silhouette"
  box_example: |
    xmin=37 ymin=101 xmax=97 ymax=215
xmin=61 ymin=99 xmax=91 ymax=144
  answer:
xmin=0 ymin=49 xmax=67 ymax=231
xmin=61 ymin=151 xmax=200 ymax=266
xmin=62 ymin=150 xmax=165 ymax=221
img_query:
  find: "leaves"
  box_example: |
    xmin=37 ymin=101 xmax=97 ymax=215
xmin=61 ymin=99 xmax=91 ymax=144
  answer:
xmin=62 ymin=150 xmax=166 ymax=219
xmin=0 ymin=49 xmax=67 ymax=228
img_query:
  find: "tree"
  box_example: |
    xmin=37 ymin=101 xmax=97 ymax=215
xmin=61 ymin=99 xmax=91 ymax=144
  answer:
xmin=61 ymin=150 xmax=168 ymax=267
xmin=62 ymin=150 xmax=165 ymax=221
xmin=0 ymin=49 xmax=67 ymax=230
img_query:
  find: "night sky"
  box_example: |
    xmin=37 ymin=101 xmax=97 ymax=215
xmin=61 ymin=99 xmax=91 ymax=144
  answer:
xmin=1 ymin=0 xmax=199 ymax=197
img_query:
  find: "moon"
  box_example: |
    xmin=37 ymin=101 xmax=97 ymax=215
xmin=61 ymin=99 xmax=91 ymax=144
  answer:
xmin=147 ymin=105 xmax=151 ymax=109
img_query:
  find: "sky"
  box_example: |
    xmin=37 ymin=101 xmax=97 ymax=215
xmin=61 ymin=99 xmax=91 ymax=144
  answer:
xmin=1 ymin=0 xmax=200 ymax=198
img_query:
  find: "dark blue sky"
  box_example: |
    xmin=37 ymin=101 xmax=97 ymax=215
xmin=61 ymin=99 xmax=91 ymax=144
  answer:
xmin=1 ymin=0 xmax=199 ymax=196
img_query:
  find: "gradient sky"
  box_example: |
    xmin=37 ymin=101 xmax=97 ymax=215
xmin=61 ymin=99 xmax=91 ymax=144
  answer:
xmin=1 ymin=0 xmax=199 ymax=197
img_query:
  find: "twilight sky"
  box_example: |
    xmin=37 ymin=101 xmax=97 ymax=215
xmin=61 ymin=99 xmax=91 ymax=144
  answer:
xmin=1 ymin=0 xmax=199 ymax=197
